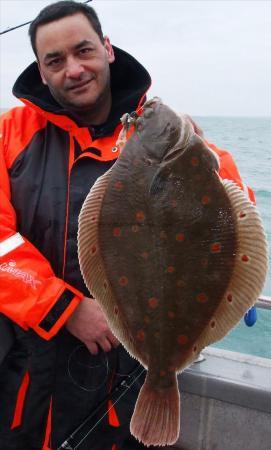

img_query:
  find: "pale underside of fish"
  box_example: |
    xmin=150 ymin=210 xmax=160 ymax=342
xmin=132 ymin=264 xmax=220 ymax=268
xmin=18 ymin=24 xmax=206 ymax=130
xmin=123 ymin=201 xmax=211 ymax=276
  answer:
xmin=78 ymin=98 xmax=268 ymax=447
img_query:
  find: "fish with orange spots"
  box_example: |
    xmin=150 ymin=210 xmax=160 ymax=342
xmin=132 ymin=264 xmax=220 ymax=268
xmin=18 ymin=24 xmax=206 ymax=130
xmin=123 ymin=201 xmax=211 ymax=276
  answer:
xmin=78 ymin=98 xmax=268 ymax=447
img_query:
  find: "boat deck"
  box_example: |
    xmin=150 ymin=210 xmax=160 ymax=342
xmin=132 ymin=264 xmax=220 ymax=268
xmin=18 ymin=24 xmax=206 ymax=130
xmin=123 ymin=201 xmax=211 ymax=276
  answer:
xmin=171 ymin=347 xmax=271 ymax=450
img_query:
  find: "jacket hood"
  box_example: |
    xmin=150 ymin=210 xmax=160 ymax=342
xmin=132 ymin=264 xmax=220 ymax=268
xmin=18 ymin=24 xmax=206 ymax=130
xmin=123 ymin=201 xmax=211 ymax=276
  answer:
xmin=12 ymin=46 xmax=151 ymax=130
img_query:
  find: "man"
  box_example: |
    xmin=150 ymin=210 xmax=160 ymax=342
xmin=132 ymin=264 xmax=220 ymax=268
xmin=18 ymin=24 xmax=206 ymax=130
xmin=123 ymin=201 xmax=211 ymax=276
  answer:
xmin=0 ymin=1 xmax=255 ymax=450
xmin=0 ymin=2 xmax=153 ymax=449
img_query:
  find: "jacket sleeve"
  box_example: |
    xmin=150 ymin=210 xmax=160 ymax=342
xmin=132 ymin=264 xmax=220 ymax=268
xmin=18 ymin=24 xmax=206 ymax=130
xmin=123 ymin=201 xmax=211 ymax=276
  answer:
xmin=205 ymin=140 xmax=256 ymax=204
xmin=0 ymin=113 xmax=84 ymax=341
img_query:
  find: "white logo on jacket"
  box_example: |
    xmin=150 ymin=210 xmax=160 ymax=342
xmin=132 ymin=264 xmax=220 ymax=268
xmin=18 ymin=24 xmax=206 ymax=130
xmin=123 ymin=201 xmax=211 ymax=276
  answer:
xmin=0 ymin=261 xmax=42 ymax=290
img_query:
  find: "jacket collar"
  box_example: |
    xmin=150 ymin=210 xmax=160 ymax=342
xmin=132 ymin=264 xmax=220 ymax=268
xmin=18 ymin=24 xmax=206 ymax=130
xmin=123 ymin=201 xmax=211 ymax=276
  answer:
xmin=12 ymin=46 xmax=151 ymax=137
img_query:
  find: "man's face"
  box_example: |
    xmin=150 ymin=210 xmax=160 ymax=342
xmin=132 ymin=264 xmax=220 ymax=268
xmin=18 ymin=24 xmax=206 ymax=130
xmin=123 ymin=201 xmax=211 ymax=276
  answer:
xmin=36 ymin=13 xmax=115 ymax=113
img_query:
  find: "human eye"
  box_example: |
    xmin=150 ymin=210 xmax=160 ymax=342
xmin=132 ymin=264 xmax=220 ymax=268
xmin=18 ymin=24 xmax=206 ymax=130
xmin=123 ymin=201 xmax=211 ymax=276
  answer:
xmin=78 ymin=47 xmax=94 ymax=57
xmin=47 ymin=58 xmax=63 ymax=69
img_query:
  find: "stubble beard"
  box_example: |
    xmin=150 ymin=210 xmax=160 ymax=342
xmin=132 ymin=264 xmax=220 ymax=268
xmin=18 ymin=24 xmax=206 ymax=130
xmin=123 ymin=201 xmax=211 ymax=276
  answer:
xmin=48 ymin=70 xmax=112 ymax=123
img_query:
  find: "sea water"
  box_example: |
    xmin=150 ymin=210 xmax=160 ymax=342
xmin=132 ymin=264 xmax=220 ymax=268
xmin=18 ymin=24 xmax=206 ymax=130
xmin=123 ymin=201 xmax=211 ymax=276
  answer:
xmin=195 ymin=116 xmax=271 ymax=359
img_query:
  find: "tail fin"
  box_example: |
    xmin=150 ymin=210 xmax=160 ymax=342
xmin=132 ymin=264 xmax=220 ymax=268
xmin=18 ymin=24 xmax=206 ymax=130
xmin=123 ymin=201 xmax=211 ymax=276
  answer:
xmin=130 ymin=372 xmax=180 ymax=446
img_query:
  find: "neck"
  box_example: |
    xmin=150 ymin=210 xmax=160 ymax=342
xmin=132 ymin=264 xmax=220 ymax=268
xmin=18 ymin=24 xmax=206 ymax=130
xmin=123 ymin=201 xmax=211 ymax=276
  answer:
xmin=75 ymin=101 xmax=112 ymax=126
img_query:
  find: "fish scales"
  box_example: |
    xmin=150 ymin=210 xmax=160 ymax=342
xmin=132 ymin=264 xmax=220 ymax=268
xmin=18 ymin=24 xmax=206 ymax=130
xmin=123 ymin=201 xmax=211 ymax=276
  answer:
xmin=78 ymin=98 xmax=268 ymax=446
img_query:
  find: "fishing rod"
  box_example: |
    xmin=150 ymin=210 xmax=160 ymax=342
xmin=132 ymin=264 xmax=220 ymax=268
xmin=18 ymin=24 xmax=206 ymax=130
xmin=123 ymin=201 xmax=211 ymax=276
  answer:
xmin=0 ymin=0 xmax=93 ymax=36
xmin=58 ymin=363 xmax=146 ymax=450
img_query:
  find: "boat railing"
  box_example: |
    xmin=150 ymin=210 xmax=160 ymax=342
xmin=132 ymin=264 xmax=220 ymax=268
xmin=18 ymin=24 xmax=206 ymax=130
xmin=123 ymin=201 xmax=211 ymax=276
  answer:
xmin=256 ymin=294 xmax=271 ymax=310
xmin=176 ymin=294 xmax=271 ymax=450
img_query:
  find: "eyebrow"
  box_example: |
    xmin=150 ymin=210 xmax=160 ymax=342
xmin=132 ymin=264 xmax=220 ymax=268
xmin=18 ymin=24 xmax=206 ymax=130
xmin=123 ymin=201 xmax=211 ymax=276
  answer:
xmin=44 ymin=51 xmax=63 ymax=63
xmin=43 ymin=40 xmax=94 ymax=62
xmin=74 ymin=39 xmax=94 ymax=50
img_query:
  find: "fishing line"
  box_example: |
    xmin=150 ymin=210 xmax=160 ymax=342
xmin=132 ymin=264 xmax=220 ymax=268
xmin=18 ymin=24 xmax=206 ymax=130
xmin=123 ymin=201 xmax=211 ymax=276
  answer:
xmin=67 ymin=345 xmax=141 ymax=392
xmin=68 ymin=345 xmax=109 ymax=392
xmin=0 ymin=0 xmax=93 ymax=36
xmin=59 ymin=364 xmax=146 ymax=450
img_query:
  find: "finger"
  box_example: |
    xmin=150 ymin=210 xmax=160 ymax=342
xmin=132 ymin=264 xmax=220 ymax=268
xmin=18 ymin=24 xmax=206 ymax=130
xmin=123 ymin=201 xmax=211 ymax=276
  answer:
xmin=98 ymin=337 xmax=112 ymax=353
xmin=86 ymin=342 xmax=99 ymax=355
xmin=107 ymin=331 xmax=120 ymax=348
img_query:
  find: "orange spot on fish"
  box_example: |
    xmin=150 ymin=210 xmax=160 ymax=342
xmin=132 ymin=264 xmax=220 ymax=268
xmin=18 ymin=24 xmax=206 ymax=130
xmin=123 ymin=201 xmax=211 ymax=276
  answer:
xmin=167 ymin=266 xmax=175 ymax=274
xmin=239 ymin=211 xmax=247 ymax=218
xmin=103 ymin=281 xmax=108 ymax=290
xmin=178 ymin=335 xmax=188 ymax=345
xmin=148 ymin=297 xmax=159 ymax=309
xmin=114 ymin=306 xmax=119 ymax=315
xmin=113 ymin=227 xmax=121 ymax=237
xmin=160 ymin=370 xmax=166 ymax=377
xmin=91 ymin=216 xmax=96 ymax=222
xmin=119 ymin=276 xmax=128 ymax=286
xmin=193 ymin=345 xmax=198 ymax=352
xmin=210 ymin=320 xmax=216 ymax=328
xmin=191 ymin=156 xmax=199 ymax=167
xmin=197 ymin=293 xmax=208 ymax=303
xmin=132 ymin=225 xmax=139 ymax=232
xmin=91 ymin=245 xmax=97 ymax=254
xmin=227 ymin=294 xmax=233 ymax=303
xmin=176 ymin=233 xmax=185 ymax=242
xmin=202 ymin=195 xmax=211 ymax=205
xmin=114 ymin=181 xmax=124 ymax=191
xmin=136 ymin=330 xmax=145 ymax=342
xmin=242 ymin=255 xmax=249 ymax=262
xmin=136 ymin=211 xmax=145 ymax=222
xmin=210 ymin=242 xmax=221 ymax=253
xmin=168 ymin=311 xmax=175 ymax=319
xmin=141 ymin=252 xmax=149 ymax=259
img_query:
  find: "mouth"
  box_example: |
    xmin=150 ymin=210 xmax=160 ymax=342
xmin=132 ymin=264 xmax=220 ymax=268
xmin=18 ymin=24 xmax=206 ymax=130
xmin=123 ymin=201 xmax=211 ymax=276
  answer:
xmin=67 ymin=79 xmax=93 ymax=92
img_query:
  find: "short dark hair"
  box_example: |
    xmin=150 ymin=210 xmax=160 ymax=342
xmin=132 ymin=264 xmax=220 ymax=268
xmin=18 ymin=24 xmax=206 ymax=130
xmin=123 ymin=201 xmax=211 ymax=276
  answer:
xmin=29 ymin=0 xmax=104 ymax=58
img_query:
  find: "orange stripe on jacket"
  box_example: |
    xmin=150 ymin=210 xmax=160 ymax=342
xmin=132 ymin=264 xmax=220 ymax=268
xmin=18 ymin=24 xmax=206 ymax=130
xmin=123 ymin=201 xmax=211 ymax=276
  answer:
xmin=108 ymin=399 xmax=120 ymax=427
xmin=11 ymin=371 xmax=30 ymax=429
xmin=42 ymin=398 xmax=52 ymax=450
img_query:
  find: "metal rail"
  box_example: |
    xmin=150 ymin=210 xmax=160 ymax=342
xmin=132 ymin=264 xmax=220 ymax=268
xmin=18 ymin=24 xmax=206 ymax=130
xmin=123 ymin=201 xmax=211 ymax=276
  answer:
xmin=256 ymin=295 xmax=271 ymax=310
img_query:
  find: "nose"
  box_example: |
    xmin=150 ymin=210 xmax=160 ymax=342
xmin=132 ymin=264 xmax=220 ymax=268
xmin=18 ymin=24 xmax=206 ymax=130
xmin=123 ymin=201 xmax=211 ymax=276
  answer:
xmin=65 ymin=56 xmax=84 ymax=79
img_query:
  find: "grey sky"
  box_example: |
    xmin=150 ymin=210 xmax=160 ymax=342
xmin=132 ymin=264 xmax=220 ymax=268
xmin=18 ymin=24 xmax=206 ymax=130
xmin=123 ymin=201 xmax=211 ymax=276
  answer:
xmin=0 ymin=0 xmax=271 ymax=116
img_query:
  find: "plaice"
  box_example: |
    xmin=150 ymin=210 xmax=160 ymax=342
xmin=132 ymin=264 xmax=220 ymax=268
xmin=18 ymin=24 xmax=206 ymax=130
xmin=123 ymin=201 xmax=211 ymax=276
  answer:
xmin=78 ymin=98 xmax=268 ymax=447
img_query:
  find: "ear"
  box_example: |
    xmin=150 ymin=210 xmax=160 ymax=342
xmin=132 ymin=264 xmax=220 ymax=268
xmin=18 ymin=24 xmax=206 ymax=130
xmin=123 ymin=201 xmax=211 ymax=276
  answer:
xmin=104 ymin=36 xmax=115 ymax=64
xmin=37 ymin=61 xmax=48 ymax=85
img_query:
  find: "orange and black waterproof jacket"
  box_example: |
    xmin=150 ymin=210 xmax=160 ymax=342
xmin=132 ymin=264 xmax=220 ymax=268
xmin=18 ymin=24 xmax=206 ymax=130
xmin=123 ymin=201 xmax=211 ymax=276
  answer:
xmin=0 ymin=45 xmax=254 ymax=450
xmin=0 ymin=46 xmax=151 ymax=450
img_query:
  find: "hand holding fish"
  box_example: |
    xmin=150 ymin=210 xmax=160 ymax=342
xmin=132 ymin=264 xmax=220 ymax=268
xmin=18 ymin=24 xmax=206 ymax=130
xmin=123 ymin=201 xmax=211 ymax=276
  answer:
xmin=66 ymin=297 xmax=119 ymax=354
